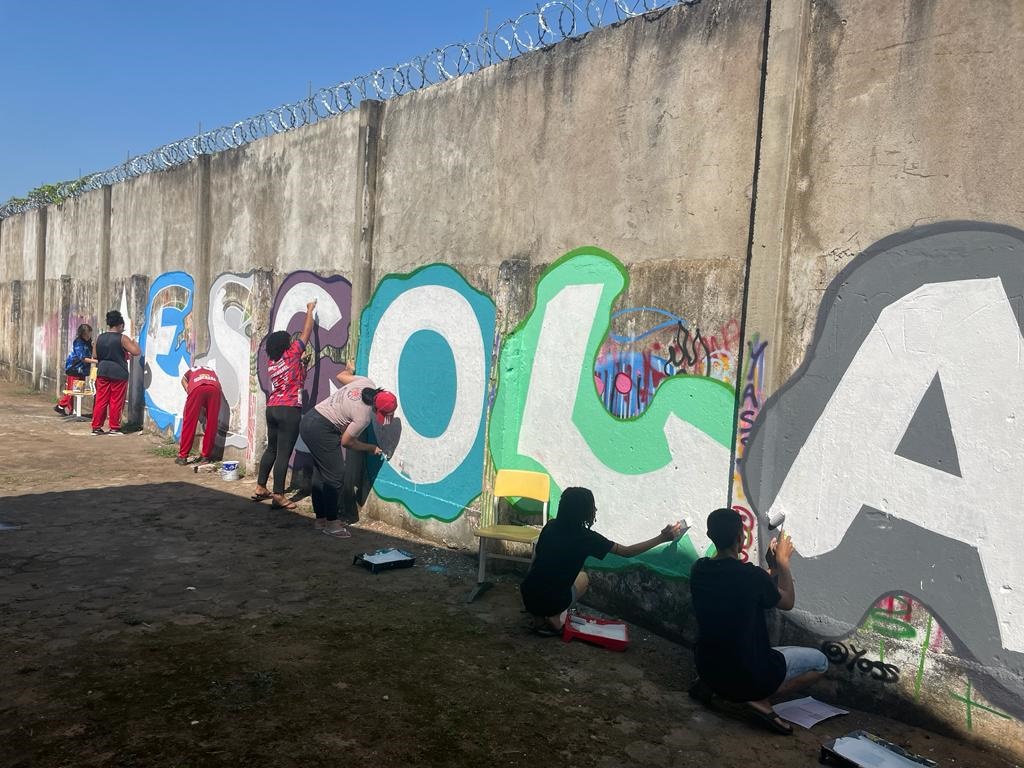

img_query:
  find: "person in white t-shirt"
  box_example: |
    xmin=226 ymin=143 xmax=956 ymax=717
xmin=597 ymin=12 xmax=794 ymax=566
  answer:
xmin=298 ymin=363 xmax=397 ymax=537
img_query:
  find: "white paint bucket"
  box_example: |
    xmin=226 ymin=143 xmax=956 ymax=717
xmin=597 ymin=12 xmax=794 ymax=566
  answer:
xmin=221 ymin=461 xmax=240 ymax=481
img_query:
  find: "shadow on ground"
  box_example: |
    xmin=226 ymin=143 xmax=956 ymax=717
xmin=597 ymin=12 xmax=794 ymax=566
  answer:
xmin=0 ymin=390 xmax=1017 ymax=767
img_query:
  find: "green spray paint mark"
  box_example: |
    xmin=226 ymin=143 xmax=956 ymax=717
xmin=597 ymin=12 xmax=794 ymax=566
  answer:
xmin=914 ymin=613 xmax=933 ymax=702
xmin=489 ymin=247 xmax=736 ymax=578
xmin=949 ymin=680 xmax=1011 ymax=731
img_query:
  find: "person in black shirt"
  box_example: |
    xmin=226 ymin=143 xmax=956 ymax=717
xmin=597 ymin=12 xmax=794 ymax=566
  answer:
xmin=689 ymin=508 xmax=828 ymax=734
xmin=91 ymin=310 xmax=141 ymax=436
xmin=521 ymin=487 xmax=681 ymax=634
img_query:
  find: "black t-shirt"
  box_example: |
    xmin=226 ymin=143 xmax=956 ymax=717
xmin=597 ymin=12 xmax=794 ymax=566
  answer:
xmin=96 ymin=332 xmax=129 ymax=381
xmin=689 ymin=557 xmax=787 ymax=702
xmin=520 ymin=521 xmax=614 ymax=617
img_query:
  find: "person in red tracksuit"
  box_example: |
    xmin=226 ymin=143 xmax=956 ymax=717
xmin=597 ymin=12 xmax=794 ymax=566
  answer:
xmin=175 ymin=364 xmax=222 ymax=466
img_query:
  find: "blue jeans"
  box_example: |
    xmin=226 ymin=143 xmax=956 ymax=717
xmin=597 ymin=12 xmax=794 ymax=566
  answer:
xmin=775 ymin=646 xmax=829 ymax=681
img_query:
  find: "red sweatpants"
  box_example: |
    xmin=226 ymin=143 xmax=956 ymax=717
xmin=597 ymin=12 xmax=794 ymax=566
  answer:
xmin=179 ymin=384 xmax=222 ymax=459
xmin=92 ymin=376 xmax=128 ymax=430
xmin=57 ymin=375 xmax=84 ymax=411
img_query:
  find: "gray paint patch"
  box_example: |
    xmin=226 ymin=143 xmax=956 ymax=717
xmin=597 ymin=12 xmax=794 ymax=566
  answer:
xmin=894 ymin=373 xmax=962 ymax=478
xmin=742 ymin=222 xmax=1024 ymax=716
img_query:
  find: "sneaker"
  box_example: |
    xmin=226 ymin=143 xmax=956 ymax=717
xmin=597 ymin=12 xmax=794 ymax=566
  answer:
xmin=174 ymin=457 xmax=189 ymax=466
xmin=194 ymin=457 xmax=215 ymax=467
xmin=92 ymin=428 xmax=105 ymax=436
xmin=108 ymin=428 xmax=124 ymax=436
xmin=54 ymin=405 xmax=66 ymax=416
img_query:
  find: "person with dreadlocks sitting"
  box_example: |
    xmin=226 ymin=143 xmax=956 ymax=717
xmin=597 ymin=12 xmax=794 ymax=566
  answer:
xmin=520 ymin=487 xmax=681 ymax=635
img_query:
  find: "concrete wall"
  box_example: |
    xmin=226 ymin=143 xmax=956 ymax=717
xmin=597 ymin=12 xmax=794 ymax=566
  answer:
xmin=0 ymin=0 xmax=1021 ymax=757
xmin=0 ymin=213 xmax=28 ymax=381
xmin=365 ymin=0 xmax=764 ymax=553
xmin=742 ymin=0 xmax=1024 ymax=756
xmin=42 ymin=189 xmax=106 ymax=391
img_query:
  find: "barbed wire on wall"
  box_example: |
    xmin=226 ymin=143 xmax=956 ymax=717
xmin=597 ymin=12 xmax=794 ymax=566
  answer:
xmin=0 ymin=0 xmax=698 ymax=220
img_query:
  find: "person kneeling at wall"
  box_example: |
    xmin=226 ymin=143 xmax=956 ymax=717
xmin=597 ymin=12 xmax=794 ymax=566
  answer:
xmin=688 ymin=508 xmax=829 ymax=735
xmin=519 ymin=487 xmax=681 ymax=636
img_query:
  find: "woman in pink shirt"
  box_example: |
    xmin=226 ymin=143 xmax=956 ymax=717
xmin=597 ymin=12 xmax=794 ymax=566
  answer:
xmin=252 ymin=300 xmax=315 ymax=509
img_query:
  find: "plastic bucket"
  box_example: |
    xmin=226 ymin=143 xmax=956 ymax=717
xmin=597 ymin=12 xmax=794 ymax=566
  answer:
xmin=221 ymin=461 xmax=240 ymax=481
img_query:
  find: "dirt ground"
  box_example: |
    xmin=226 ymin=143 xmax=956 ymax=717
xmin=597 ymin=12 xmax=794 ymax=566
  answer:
xmin=0 ymin=384 xmax=1017 ymax=768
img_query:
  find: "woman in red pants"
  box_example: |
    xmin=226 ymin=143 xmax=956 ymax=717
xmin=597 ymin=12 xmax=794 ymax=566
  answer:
xmin=91 ymin=310 xmax=141 ymax=435
xmin=175 ymin=365 xmax=222 ymax=465
xmin=55 ymin=323 xmax=96 ymax=416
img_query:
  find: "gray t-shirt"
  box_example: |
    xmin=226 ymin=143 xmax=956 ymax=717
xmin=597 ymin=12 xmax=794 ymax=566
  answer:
xmin=314 ymin=376 xmax=374 ymax=438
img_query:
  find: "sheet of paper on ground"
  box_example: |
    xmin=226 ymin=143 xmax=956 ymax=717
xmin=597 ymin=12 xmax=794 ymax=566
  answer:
xmin=772 ymin=696 xmax=848 ymax=729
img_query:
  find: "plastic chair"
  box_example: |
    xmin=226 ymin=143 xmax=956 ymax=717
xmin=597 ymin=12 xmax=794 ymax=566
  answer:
xmin=467 ymin=469 xmax=550 ymax=602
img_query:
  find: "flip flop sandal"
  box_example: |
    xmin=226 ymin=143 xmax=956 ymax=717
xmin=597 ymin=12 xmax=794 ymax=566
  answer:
xmin=250 ymin=493 xmax=273 ymax=502
xmin=531 ymin=625 xmax=562 ymax=638
xmin=747 ymin=706 xmax=793 ymax=735
xmin=322 ymin=527 xmax=352 ymax=538
xmin=271 ymin=500 xmax=298 ymax=510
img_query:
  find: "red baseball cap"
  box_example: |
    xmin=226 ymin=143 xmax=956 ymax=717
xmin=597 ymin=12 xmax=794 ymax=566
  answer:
xmin=373 ymin=390 xmax=398 ymax=423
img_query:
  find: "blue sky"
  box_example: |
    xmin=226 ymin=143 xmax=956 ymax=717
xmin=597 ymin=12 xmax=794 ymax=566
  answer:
xmin=0 ymin=0 xmax=545 ymax=202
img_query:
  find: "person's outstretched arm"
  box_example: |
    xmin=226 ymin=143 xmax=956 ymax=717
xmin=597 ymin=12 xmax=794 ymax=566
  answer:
xmin=335 ymin=360 xmax=358 ymax=386
xmin=341 ymin=421 xmax=382 ymax=455
xmin=611 ymin=523 xmax=680 ymax=558
xmin=772 ymin=535 xmax=796 ymax=611
xmin=299 ymin=300 xmax=317 ymax=345
xmin=121 ymin=335 xmax=142 ymax=357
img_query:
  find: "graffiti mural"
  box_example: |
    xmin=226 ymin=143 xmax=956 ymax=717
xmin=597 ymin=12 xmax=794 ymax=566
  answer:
xmin=595 ymin=310 xmax=739 ymax=419
xmin=139 ymin=271 xmax=194 ymax=437
xmin=489 ymin=247 xmax=735 ymax=577
xmin=357 ymin=265 xmax=496 ymax=522
xmin=258 ymin=271 xmax=352 ymax=466
xmin=194 ymin=273 xmax=255 ymax=450
xmin=743 ymin=222 xmax=1024 ymax=715
xmin=731 ymin=334 xmax=767 ymax=564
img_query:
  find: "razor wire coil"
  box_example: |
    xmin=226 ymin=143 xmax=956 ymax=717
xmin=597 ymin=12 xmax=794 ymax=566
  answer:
xmin=0 ymin=0 xmax=697 ymax=220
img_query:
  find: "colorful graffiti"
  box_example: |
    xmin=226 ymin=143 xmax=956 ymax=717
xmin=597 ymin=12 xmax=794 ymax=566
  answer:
xmin=489 ymin=247 xmax=736 ymax=577
xmin=357 ymin=265 xmax=496 ymax=522
xmin=194 ymin=273 xmax=255 ymax=450
xmin=731 ymin=334 xmax=767 ymax=563
xmin=595 ymin=310 xmax=739 ymax=419
xmin=139 ymin=272 xmax=194 ymax=437
xmin=257 ymin=271 xmax=352 ymax=466
xmin=742 ymin=222 xmax=1024 ymax=716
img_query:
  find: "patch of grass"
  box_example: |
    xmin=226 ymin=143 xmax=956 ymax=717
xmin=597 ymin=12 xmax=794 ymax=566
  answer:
xmin=150 ymin=441 xmax=180 ymax=459
xmin=16 ymin=388 xmax=42 ymax=396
